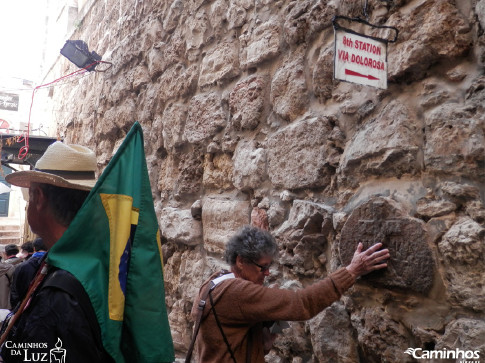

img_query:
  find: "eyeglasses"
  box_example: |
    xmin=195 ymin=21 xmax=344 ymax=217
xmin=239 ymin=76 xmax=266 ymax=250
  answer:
xmin=250 ymin=260 xmax=272 ymax=272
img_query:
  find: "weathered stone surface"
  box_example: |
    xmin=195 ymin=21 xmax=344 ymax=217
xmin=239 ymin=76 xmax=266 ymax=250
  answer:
xmin=309 ymin=302 xmax=359 ymax=363
xmin=157 ymin=64 xmax=199 ymax=104
xmin=339 ymin=197 xmax=434 ymax=293
xmin=416 ymin=198 xmax=456 ymax=218
xmin=160 ymin=207 xmax=202 ymax=246
xmin=276 ymin=200 xmax=334 ymax=277
xmin=266 ymin=200 xmax=286 ymax=228
xmin=229 ymin=75 xmax=267 ymax=130
xmin=250 ymin=207 xmax=269 ymax=230
xmin=199 ymin=41 xmax=240 ymax=87
xmin=163 ymin=0 xmax=184 ymax=33
xmin=202 ymin=153 xmax=233 ymax=190
xmin=387 ymin=1 xmax=472 ymax=81
xmin=350 ymin=307 xmax=414 ymax=363
xmin=185 ymin=8 xmax=209 ymax=53
xmin=438 ymin=217 xmax=485 ymax=311
xmin=201 ymin=198 xmax=251 ymax=253
xmin=435 ymin=318 xmax=485 ymax=359
xmin=161 ymin=103 xmax=187 ymax=150
xmin=424 ymin=105 xmax=485 ymax=179
xmin=270 ymin=48 xmax=308 ymax=121
xmin=191 ymin=199 xmax=202 ymax=220
xmin=266 ymin=115 xmax=336 ymax=190
xmin=440 ymin=181 xmax=481 ymax=204
xmin=338 ymin=100 xmax=423 ymax=187
xmin=232 ymin=140 xmax=267 ymax=191
xmin=239 ymin=19 xmax=281 ymax=69
xmin=184 ymin=92 xmax=226 ymax=143
xmin=312 ymin=45 xmax=334 ymax=102
xmin=147 ymin=30 xmax=186 ymax=77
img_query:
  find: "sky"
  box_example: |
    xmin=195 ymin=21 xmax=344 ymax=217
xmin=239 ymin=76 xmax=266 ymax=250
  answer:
xmin=0 ymin=0 xmax=47 ymax=82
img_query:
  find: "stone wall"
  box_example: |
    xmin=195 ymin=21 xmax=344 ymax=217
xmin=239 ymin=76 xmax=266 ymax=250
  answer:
xmin=43 ymin=0 xmax=485 ymax=361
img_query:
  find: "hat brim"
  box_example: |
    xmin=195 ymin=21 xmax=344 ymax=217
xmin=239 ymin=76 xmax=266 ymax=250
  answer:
xmin=6 ymin=170 xmax=95 ymax=191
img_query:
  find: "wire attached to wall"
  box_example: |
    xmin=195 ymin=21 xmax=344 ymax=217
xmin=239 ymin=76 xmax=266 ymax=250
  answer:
xmin=18 ymin=59 xmax=112 ymax=160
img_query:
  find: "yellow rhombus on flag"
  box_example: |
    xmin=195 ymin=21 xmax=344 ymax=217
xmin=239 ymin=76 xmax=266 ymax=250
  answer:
xmin=47 ymin=122 xmax=175 ymax=362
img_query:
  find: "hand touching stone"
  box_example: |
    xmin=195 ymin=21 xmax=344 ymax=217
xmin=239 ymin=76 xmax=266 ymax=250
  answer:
xmin=345 ymin=242 xmax=390 ymax=279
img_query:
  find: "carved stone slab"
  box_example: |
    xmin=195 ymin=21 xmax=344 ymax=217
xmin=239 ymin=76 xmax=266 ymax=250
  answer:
xmin=202 ymin=197 xmax=251 ymax=254
xmin=339 ymin=197 xmax=433 ymax=293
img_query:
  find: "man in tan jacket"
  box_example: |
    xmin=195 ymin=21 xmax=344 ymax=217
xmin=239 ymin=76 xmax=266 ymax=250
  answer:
xmin=190 ymin=226 xmax=390 ymax=362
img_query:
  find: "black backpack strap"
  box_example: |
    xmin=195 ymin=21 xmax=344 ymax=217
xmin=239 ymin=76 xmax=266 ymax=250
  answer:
xmin=185 ymin=270 xmax=235 ymax=363
xmin=43 ymin=270 xmax=114 ymax=362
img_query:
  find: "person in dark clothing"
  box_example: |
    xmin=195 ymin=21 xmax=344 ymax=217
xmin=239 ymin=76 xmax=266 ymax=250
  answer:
xmin=17 ymin=242 xmax=34 ymax=261
xmin=10 ymin=238 xmax=47 ymax=307
xmin=0 ymin=141 xmax=114 ymax=363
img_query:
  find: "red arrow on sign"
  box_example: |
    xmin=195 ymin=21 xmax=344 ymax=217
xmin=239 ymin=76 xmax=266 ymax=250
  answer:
xmin=345 ymin=69 xmax=379 ymax=80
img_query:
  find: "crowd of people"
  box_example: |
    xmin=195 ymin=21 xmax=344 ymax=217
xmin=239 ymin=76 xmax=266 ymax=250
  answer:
xmin=0 ymin=140 xmax=390 ymax=363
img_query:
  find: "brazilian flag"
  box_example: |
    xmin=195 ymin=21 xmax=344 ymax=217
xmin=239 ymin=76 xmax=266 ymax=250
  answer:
xmin=47 ymin=122 xmax=175 ymax=362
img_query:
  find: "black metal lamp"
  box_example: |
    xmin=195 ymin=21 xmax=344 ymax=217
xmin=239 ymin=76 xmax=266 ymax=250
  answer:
xmin=60 ymin=40 xmax=102 ymax=71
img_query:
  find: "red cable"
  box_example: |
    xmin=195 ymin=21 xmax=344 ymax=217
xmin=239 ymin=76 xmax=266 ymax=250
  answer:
xmin=18 ymin=61 xmax=101 ymax=160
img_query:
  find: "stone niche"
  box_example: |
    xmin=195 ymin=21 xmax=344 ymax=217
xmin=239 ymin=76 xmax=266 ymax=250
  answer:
xmin=338 ymin=197 xmax=434 ymax=294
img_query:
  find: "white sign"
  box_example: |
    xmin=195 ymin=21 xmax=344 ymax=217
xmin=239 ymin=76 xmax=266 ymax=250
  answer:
xmin=334 ymin=29 xmax=388 ymax=89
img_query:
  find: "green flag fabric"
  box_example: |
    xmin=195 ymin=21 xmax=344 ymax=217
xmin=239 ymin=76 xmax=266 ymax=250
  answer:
xmin=47 ymin=122 xmax=175 ymax=362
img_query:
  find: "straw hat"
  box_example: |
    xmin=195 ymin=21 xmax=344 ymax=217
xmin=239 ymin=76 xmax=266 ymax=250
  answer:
xmin=6 ymin=141 xmax=97 ymax=191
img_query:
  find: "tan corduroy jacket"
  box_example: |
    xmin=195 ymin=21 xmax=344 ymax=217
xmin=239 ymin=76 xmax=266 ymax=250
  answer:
xmin=191 ymin=267 xmax=355 ymax=363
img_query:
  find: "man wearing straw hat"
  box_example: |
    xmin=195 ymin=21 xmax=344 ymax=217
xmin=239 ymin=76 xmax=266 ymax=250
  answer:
xmin=0 ymin=142 xmax=113 ymax=362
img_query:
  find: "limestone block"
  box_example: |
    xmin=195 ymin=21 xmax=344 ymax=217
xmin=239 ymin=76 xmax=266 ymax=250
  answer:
xmin=163 ymin=0 xmax=184 ymax=33
xmin=270 ymin=49 xmax=308 ymax=121
xmin=339 ymin=197 xmax=434 ymax=293
xmin=149 ymin=114 xmax=164 ymax=154
xmin=266 ymin=115 xmax=334 ymax=190
xmin=477 ymin=0 xmax=485 ymax=30
xmin=199 ymin=42 xmax=240 ymax=87
xmin=436 ymin=318 xmax=485 ymax=359
xmin=267 ymin=201 xmax=286 ymax=228
xmin=338 ymin=100 xmax=423 ymax=187
xmin=276 ymin=200 xmax=334 ymax=276
xmin=185 ymin=8 xmax=209 ymax=51
xmin=161 ymin=103 xmax=187 ymax=150
xmin=201 ymin=197 xmax=251 ymax=254
xmin=160 ymin=207 xmax=202 ymax=246
xmin=157 ymin=64 xmax=199 ymax=104
xmin=440 ymin=181 xmax=481 ymax=204
xmin=147 ymin=30 xmax=186 ymax=77
xmin=229 ymin=75 xmax=267 ymax=130
xmin=168 ymin=299 xmax=191 ymax=352
xmin=158 ymin=154 xmax=177 ymax=194
xmin=202 ymin=153 xmax=234 ymax=190
xmin=239 ymin=19 xmax=281 ymax=69
xmin=251 ymin=207 xmax=269 ymax=230
xmin=174 ymin=150 xmax=204 ymax=197
xmin=424 ymin=105 xmax=485 ymax=179
xmin=416 ymin=198 xmax=457 ymax=218
xmin=438 ymin=217 xmax=485 ymax=311
xmin=227 ymin=2 xmax=247 ymax=30
xmin=312 ymin=45 xmax=334 ymax=102
xmin=185 ymin=92 xmax=226 ymax=144
xmin=232 ymin=140 xmax=266 ymax=191
xmin=132 ymin=65 xmax=150 ymax=91
xmin=387 ymin=1 xmax=472 ymax=80
xmin=350 ymin=307 xmax=414 ymax=363
xmin=309 ymin=302 xmax=359 ymax=363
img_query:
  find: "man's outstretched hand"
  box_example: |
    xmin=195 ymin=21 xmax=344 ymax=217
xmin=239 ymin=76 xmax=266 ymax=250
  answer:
xmin=346 ymin=242 xmax=390 ymax=279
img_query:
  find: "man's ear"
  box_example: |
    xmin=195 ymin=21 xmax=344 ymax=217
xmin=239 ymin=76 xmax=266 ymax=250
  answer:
xmin=30 ymin=184 xmax=48 ymax=212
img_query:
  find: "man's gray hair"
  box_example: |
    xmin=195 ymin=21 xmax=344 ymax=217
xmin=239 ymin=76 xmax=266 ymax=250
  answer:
xmin=224 ymin=226 xmax=278 ymax=266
